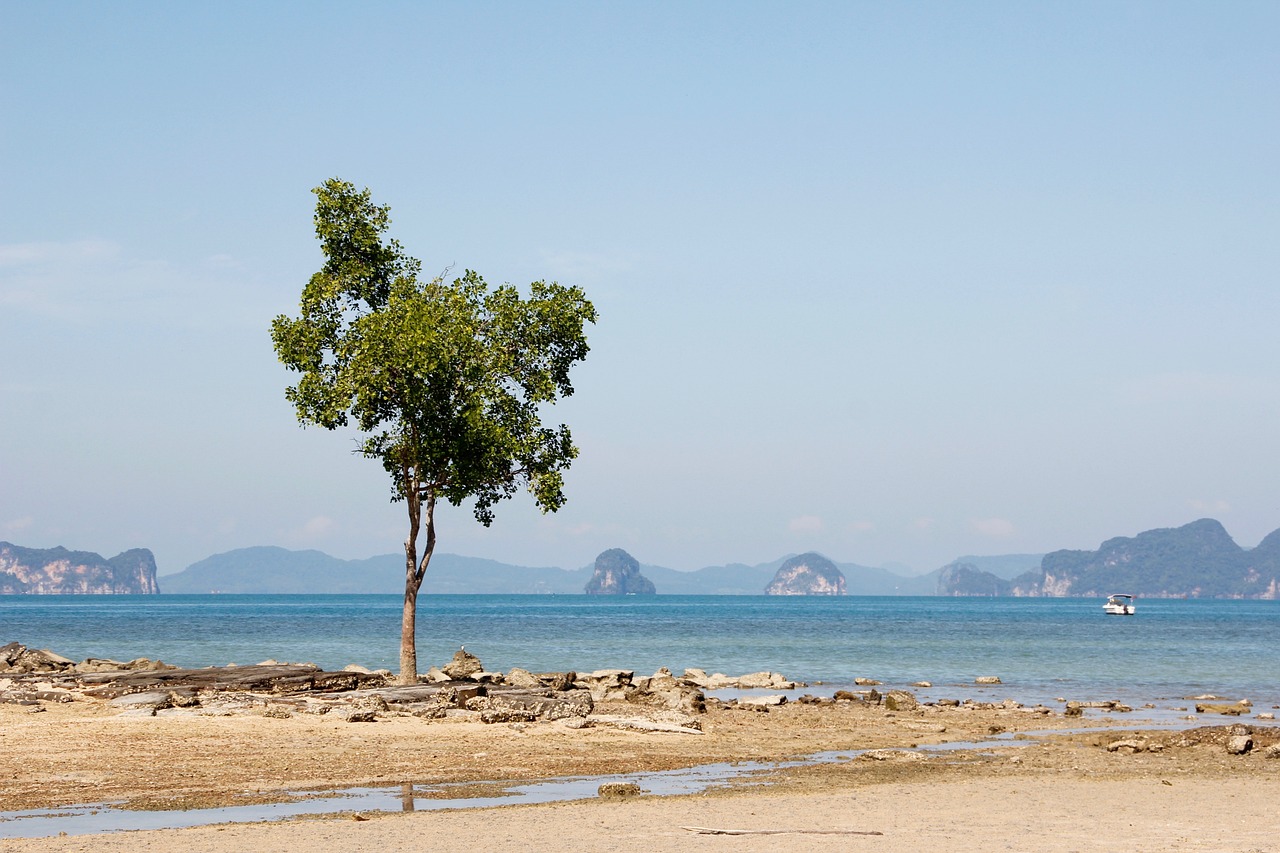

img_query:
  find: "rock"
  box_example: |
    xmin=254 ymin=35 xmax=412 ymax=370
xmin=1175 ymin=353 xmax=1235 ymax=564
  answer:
xmin=913 ymin=681 xmax=932 ymax=688
xmin=0 ymin=642 xmax=25 ymax=668
xmin=859 ymin=749 xmax=924 ymax=762
xmin=701 ymin=673 xmax=737 ymax=690
xmin=682 ymin=668 xmax=709 ymax=686
xmin=737 ymin=671 xmax=797 ymax=689
xmin=737 ymin=694 xmax=786 ymax=708
xmin=505 ymin=667 xmax=542 ymax=689
xmin=633 ymin=670 xmax=706 ymax=713
xmin=423 ymin=667 xmax=451 ymax=683
xmin=1196 ymin=703 xmax=1245 ymax=716
xmin=1064 ymin=702 xmax=1084 ymax=717
xmin=470 ymin=688 xmax=593 ymax=722
xmin=1226 ymin=735 xmax=1253 ymax=755
xmin=1106 ymin=739 xmax=1146 ymax=754
xmin=263 ymin=706 xmax=292 ymax=719
xmin=576 ymin=669 xmax=635 ymax=702
xmin=975 ymin=676 xmax=1002 ymax=684
xmin=598 ymin=782 xmax=642 ymax=798
xmin=109 ymin=691 xmax=172 ymax=711
xmin=883 ymin=690 xmax=919 ymax=712
xmin=854 ymin=677 xmax=881 ymax=686
xmin=345 ymin=709 xmax=378 ymax=723
xmin=1262 ymin=744 xmax=1280 ymax=759
xmin=583 ymin=549 xmax=657 ymax=595
xmin=589 ymin=714 xmax=703 ymax=734
xmin=441 ymin=648 xmax=483 ymax=680
xmin=540 ymin=671 xmax=578 ymax=692
xmin=764 ymin=552 xmax=846 ymax=595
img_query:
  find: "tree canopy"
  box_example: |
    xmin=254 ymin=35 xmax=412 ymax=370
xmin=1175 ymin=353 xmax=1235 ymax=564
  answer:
xmin=271 ymin=178 xmax=596 ymax=681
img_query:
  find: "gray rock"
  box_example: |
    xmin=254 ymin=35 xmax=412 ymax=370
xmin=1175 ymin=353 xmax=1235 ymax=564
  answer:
xmin=472 ymin=688 xmax=593 ymax=722
xmin=577 ymin=669 xmax=635 ymax=702
xmin=1106 ymin=739 xmax=1146 ymax=754
xmin=505 ymin=667 xmax=542 ymax=689
xmin=441 ymin=648 xmax=483 ymax=680
xmin=883 ymin=690 xmax=919 ymax=711
xmin=109 ymin=691 xmax=172 ymax=711
xmin=598 ymin=782 xmax=641 ymax=798
xmin=1226 ymin=735 xmax=1253 ymax=755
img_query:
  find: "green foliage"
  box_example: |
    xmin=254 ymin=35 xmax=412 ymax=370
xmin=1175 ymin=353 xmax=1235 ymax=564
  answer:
xmin=271 ymin=179 xmax=596 ymax=526
xmin=271 ymin=178 xmax=595 ymax=679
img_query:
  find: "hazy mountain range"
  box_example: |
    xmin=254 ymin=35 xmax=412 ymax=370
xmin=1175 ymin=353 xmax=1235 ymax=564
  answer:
xmin=156 ymin=547 xmax=1042 ymax=596
xmin=7 ymin=518 xmax=1277 ymax=598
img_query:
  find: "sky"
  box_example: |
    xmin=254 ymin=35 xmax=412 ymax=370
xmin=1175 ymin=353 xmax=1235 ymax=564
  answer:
xmin=2 ymin=2 xmax=1278 ymax=577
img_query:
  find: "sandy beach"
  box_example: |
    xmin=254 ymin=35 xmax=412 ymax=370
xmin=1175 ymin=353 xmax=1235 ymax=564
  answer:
xmin=2 ymin=686 xmax=1277 ymax=853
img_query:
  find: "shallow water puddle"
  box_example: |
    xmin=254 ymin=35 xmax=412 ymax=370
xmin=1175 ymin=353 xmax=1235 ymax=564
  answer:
xmin=1 ymin=760 xmax=800 ymax=838
xmin=0 ymin=721 xmax=1178 ymax=839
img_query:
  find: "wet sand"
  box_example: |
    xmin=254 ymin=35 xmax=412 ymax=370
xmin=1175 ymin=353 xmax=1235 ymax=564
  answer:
xmin=2 ymin=693 xmax=1277 ymax=851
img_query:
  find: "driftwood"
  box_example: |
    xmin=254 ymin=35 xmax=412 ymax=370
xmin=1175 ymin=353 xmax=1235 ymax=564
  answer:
xmin=682 ymin=826 xmax=883 ymax=836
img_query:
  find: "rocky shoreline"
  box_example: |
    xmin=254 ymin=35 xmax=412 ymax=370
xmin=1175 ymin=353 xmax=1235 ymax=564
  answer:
xmin=4 ymin=636 xmax=1280 ymax=845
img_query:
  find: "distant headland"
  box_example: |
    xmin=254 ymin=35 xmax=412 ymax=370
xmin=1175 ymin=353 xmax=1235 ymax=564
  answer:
xmin=4 ymin=518 xmax=1278 ymax=598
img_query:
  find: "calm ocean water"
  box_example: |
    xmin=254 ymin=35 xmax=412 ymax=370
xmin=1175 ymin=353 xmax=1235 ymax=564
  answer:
xmin=3 ymin=595 xmax=1277 ymax=711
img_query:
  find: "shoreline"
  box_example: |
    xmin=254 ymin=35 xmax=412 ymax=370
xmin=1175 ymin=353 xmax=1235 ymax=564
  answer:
xmin=3 ymin=653 xmax=1279 ymax=849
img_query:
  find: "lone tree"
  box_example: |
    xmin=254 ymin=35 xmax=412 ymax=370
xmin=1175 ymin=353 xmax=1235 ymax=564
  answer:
xmin=271 ymin=179 xmax=596 ymax=683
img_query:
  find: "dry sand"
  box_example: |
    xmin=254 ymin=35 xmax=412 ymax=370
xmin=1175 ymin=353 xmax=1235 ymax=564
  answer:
xmin=2 ymin=697 xmax=1278 ymax=852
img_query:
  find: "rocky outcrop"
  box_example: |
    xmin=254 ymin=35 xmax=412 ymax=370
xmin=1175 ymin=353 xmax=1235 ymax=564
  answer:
xmin=765 ymin=552 xmax=845 ymax=595
xmin=0 ymin=543 xmax=160 ymax=594
xmin=936 ymin=562 xmax=1011 ymax=596
xmin=583 ymin=548 xmax=656 ymax=595
xmin=1007 ymin=519 xmax=1280 ymax=599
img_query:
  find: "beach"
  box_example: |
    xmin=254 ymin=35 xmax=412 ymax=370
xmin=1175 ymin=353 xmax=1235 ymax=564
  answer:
xmin=3 ymin=688 xmax=1278 ymax=852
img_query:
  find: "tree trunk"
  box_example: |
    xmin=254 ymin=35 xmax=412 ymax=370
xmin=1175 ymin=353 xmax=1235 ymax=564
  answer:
xmin=399 ymin=578 xmax=418 ymax=684
xmin=398 ymin=487 xmax=435 ymax=685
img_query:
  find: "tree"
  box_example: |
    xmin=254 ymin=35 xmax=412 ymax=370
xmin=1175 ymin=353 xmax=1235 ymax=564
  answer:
xmin=271 ymin=179 xmax=596 ymax=683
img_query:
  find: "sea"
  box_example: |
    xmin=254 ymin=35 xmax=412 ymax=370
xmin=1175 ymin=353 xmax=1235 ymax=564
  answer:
xmin=3 ymin=594 xmax=1278 ymax=714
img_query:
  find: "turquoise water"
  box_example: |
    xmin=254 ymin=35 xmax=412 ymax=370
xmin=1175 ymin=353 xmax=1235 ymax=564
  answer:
xmin=2 ymin=595 xmax=1277 ymax=709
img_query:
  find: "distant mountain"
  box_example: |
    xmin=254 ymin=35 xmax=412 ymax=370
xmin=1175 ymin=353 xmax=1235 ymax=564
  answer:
xmin=161 ymin=547 xmax=587 ymax=594
xmin=936 ymin=561 xmax=1012 ymax=596
xmin=583 ymin=548 xmax=656 ymax=595
xmin=154 ymin=519 xmax=1278 ymax=598
xmin=1007 ymin=519 xmax=1280 ymax=599
xmin=0 ymin=542 xmax=159 ymax=594
xmin=160 ymin=548 xmax=936 ymax=595
xmin=765 ymin=552 xmax=846 ymax=595
xmin=949 ymin=554 xmax=1044 ymax=580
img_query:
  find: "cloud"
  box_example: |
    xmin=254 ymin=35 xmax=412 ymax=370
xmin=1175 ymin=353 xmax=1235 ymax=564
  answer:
xmin=788 ymin=515 xmax=824 ymax=533
xmin=913 ymin=517 xmax=935 ymax=531
xmin=0 ymin=238 xmax=119 ymax=268
xmin=300 ymin=515 xmax=335 ymax=537
xmin=3 ymin=515 xmax=34 ymax=534
xmin=537 ymin=249 xmax=633 ymax=280
xmin=1188 ymin=498 xmax=1231 ymax=514
xmin=972 ymin=517 xmax=1016 ymax=538
xmin=847 ymin=520 xmax=876 ymax=533
xmin=0 ymin=238 xmax=264 ymax=329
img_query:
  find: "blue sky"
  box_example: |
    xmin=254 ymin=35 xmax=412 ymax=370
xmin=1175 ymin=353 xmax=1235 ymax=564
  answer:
xmin=3 ymin=1 xmax=1277 ymax=576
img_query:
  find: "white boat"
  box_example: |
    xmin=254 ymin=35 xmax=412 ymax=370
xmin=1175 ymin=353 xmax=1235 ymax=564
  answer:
xmin=1104 ymin=593 xmax=1135 ymax=615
